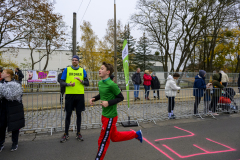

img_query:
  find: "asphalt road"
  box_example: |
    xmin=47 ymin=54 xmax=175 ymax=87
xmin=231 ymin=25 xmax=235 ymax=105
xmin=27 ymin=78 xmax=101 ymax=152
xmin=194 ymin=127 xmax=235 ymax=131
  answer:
xmin=1 ymin=114 xmax=240 ymax=160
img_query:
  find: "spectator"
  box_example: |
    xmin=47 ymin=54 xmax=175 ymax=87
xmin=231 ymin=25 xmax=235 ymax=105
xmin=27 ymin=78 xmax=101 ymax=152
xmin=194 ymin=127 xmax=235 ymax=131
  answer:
xmin=0 ymin=69 xmax=25 ymax=152
xmin=216 ymin=70 xmax=222 ymax=85
xmin=110 ymin=74 xmax=122 ymax=91
xmin=193 ymin=70 xmax=211 ymax=116
xmin=151 ymin=73 xmax=160 ymax=99
xmin=0 ymin=66 xmax=3 ymax=81
xmin=209 ymin=73 xmax=224 ymax=115
xmin=165 ymin=73 xmax=181 ymax=119
xmin=58 ymin=68 xmax=65 ymax=104
xmin=204 ymin=83 xmax=212 ymax=114
xmin=132 ymin=68 xmax=142 ymax=101
xmin=238 ymin=73 xmax=240 ymax=93
xmin=143 ymin=70 xmax=152 ymax=100
xmin=15 ymin=68 xmax=24 ymax=84
xmin=220 ymin=70 xmax=229 ymax=87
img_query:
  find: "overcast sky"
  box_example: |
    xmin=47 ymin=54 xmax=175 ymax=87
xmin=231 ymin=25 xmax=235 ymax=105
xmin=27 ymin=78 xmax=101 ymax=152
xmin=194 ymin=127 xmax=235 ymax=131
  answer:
xmin=54 ymin=0 xmax=142 ymax=45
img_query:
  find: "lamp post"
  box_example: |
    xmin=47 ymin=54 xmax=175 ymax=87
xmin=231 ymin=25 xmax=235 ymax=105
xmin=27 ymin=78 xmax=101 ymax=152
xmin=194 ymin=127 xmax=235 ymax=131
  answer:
xmin=114 ymin=0 xmax=118 ymax=83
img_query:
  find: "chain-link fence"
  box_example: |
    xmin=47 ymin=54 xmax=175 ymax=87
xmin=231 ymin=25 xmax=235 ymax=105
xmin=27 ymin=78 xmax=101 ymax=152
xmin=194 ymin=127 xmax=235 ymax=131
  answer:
xmin=21 ymin=87 xmax=240 ymax=134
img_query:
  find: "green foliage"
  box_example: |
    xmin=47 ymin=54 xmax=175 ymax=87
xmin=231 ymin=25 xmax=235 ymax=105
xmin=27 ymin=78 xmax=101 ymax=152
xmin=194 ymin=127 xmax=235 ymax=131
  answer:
xmin=132 ymin=32 xmax=154 ymax=71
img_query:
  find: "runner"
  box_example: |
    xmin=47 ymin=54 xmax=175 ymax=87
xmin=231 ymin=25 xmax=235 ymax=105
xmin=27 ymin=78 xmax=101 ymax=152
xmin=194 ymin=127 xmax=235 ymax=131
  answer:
xmin=89 ymin=62 xmax=143 ymax=160
xmin=59 ymin=55 xmax=89 ymax=143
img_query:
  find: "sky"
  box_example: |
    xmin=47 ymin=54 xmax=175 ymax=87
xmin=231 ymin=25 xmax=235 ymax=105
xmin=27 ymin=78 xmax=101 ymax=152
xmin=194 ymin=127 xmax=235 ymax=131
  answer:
xmin=54 ymin=0 xmax=142 ymax=45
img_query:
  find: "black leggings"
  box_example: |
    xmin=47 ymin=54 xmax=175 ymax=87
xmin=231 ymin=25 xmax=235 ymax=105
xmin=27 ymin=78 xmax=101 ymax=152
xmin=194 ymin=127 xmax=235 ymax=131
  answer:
xmin=210 ymin=97 xmax=220 ymax=113
xmin=167 ymin=97 xmax=175 ymax=113
xmin=194 ymin=96 xmax=202 ymax=114
xmin=65 ymin=111 xmax=82 ymax=135
xmin=0 ymin=126 xmax=19 ymax=146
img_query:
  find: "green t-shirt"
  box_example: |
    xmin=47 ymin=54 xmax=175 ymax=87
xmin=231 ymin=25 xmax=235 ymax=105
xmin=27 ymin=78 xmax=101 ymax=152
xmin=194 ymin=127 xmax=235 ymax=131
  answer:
xmin=98 ymin=77 xmax=121 ymax=118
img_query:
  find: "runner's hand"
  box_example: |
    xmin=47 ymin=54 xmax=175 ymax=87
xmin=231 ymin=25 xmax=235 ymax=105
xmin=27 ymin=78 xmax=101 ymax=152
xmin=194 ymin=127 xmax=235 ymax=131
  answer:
xmin=74 ymin=77 xmax=82 ymax=83
xmin=89 ymin=98 xmax=95 ymax=105
xmin=101 ymin=101 xmax=109 ymax=108
xmin=69 ymin=81 xmax=75 ymax=87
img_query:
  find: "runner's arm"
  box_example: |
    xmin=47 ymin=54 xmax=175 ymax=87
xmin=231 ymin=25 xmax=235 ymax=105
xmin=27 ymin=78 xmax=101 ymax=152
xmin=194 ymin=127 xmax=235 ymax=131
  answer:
xmin=93 ymin=94 xmax=100 ymax=101
xmin=108 ymin=92 xmax=124 ymax=106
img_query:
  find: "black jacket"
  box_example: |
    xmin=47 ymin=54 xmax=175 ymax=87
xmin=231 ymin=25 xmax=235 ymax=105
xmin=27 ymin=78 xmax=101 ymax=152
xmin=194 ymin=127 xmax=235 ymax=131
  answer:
xmin=238 ymin=73 xmax=240 ymax=87
xmin=0 ymin=80 xmax=25 ymax=131
xmin=15 ymin=70 xmax=24 ymax=82
xmin=151 ymin=76 xmax=160 ymax=89
xmin=58 ymin=73 xmax=65 ymax=93
xmin=132 ymin=72 xmax=142 ymax=85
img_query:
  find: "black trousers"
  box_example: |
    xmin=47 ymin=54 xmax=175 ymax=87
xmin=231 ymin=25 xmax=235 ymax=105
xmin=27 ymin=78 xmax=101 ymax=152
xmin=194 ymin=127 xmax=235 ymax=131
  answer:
xmin=153 ymin=90 xmax=160 ymax=98
xmin=167 ymin=97 xmax=175 ymax=113
xmin=60 ymin=87 xmax=65 ymax=103
xmin=194 ymin=96 xmax=202 ymax=114
xmin=0 ymin=124 xmax=19 ymax=146
xmin=65 ymin=111 xmax=82 ymax=135
xmin=210 ymin=96 xmax=220 ymax=113
xmin=222 ymin=83 xmax=227 ymax=87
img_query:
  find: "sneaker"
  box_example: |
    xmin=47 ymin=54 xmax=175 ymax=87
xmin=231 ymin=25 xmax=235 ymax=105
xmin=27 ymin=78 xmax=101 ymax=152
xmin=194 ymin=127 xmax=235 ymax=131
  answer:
xmin=171 ymin=114 xmax=176 ymax=118
xmin=134 ymin=98 xmax=137 ymax=101
xmin=154 ymin=96 xmax=156 ymax=98
xmin=0 ymin=144 xmax=4 ymax=152
xmin=147 ymin=98 xmax=150 ymax=100
xmin=168 ymin=116 xmax=175 ymax=119
xmin=136 ymin=130 xmax=143 ymax=143
xmin=60 ymin=133 xmax=69 ymax=143
xmin=76 ymin=132 xmax=84 ymax=141
xmin=212 ymin=113 xmax=219 ymax=116
xmin=11 ymin=144 xmax=18 ymax=152
xmin=137 ymin=97 xmax=140 ymax=100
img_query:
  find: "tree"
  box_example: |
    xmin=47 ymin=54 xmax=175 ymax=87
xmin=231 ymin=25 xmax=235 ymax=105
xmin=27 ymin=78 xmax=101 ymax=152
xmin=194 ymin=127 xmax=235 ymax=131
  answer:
xmin=117 ymin=24 xmax=136 ymax=71
xmin=79 ymin=21 xmax=100 ymax=72
xmin=133 ymin=32 xmax=153 ymax=71
xmin=0 ymin=0 xmax=42 ymax=49
xmin=131 ymin=0 xmax=239 ymax=73
xmin=0 ymin=51 xmax=18 ymax=68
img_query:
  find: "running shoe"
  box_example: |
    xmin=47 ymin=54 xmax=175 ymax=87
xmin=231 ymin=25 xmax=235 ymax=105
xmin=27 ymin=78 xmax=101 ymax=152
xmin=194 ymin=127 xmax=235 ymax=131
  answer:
xmin=0 ymin=144 xmax=4 ymax=152
xmin=76 ymin=132 xmax=84 ymax=141
xmin=60 ymin=133 xmax=69 ymax=143
xmin=136 ymin=130 xmax=143 ymax=143
xmin=11 ymin=144 xmax=18 ymax=152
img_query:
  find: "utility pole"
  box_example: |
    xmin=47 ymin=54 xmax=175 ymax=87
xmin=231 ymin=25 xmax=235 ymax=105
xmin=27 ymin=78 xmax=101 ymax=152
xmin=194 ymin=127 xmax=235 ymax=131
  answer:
xmin=114 ymin=0 xmax=118 ymax=83
xmin=73 ymin=12 xmax=77 ymax=56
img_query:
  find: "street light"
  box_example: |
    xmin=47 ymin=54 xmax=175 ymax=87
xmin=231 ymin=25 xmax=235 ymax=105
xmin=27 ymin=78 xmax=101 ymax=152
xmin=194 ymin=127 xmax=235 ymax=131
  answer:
xmin=114 ymin=0 xmax=118 ymax=83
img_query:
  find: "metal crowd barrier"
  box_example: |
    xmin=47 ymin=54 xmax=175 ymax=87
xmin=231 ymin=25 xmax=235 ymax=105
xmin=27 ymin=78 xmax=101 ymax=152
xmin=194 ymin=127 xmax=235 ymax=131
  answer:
xmin=21 ymin=87 xmax=240 ymax=134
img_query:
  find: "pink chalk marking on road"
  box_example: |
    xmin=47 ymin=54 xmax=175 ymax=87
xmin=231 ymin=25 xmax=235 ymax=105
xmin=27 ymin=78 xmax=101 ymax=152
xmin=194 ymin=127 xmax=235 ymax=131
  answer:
xmin=130 ymin=129 xmax=174 ymax=160
xmin=155 ymin=126 xmax=195 ymax=141
xmin=162 ymin=138 xmax=236 ymax=158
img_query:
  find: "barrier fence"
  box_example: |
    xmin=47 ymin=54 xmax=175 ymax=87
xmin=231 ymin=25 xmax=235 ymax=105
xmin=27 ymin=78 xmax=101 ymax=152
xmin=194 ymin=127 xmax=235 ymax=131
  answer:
xmin=21 ymin=87 xmax=240 ymax=134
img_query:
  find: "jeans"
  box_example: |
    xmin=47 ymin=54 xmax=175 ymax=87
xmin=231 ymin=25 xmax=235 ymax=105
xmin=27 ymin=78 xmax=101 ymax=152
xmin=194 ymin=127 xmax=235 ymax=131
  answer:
xmin=134 ymin=84 xmax=140 ymax=98
xmin=144 ymin=85 xmax=151 ymax=98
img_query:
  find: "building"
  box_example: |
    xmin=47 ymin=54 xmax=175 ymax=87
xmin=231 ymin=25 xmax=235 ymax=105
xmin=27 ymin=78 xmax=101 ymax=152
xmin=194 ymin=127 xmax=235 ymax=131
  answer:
xmin=0 ymin=48 xmax=170 ymax=74
xmin=0 ymin=47 xmax=72 ymax=70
